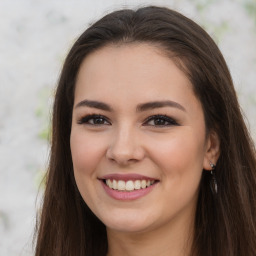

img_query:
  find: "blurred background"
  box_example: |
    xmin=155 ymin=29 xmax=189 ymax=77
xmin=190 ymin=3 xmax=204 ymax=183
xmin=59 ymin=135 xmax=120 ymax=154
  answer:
xmin=0 ymin=0 xmax=255 ymax=255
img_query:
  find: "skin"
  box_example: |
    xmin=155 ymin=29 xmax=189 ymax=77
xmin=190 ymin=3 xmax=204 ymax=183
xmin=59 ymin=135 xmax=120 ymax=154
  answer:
xmin=70 ymin=43 xmax=220 ymax=256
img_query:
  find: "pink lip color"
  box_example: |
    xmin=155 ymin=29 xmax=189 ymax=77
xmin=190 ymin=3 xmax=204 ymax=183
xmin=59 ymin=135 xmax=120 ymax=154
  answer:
xmin=101 ymin=180 xmax=157 ymax=201
xmin=100 ymin=173 xmax=156 ymax=182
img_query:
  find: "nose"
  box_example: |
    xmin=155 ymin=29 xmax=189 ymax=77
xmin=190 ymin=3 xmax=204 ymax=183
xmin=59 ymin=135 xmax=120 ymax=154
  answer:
xmin=106 ymin=126 xmax=145 ymax=166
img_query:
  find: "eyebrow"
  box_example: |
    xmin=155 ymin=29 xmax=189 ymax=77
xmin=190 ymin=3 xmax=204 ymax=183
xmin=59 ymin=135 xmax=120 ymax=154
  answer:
xmin=136 ymin=100 xmax=186 ymax=112
xmin=75 ymin=99 xmax=186 ymax=112
xmin=75 ymin=100 xmax=113 ymax=111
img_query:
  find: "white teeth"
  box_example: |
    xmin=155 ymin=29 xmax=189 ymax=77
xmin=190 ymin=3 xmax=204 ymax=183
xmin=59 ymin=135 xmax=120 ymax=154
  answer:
xmin=117 ymin=180 xmax=126 ymax=190
xmin=113 ymin=179 xmax=117 ymax=189
xmin=125 ymin=180 xmax=134 ymax=191
xmin=134 ymin=180 xmax=141 ymax=190
xmin=105 ymin=179 xmax=156 ymax=191
xmin=141 ymin=180 xmax=146 ymax=189
xmin=106 ymin=179 xmax=113 ymax=189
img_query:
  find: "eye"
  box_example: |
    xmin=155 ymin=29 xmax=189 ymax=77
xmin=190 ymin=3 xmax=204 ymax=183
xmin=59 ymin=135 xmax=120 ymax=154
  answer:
xmin=143 ymin=115 xmax=179 ymax=127
xmin=78 ymin=114 xmax=111 ymax=126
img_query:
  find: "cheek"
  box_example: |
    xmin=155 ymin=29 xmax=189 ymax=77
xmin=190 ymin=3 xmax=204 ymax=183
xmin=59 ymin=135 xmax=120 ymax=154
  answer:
xmin=149 ymin=129 xmax=205 ymax=176
xmin=70 ymin=129 xmax=106 ymax=175
xmin=70 ymin=129 xmax=108 ymax=209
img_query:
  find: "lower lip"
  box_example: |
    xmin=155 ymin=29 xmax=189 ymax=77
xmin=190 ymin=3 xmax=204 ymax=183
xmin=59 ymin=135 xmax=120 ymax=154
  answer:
xmin=101 ymin=180 xmax=157 ymax=201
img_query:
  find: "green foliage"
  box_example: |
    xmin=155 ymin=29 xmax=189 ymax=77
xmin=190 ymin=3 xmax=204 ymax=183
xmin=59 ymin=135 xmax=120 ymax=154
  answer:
xmin=191 ymin=0 xmax=230 ymax=43
xmin=244 ymin=0 xmax=256 ymax=26
xmin=193 ymin=0 xmax=217 ymax=12
xmin=35 ymin=87 xmax=52 ymax=142
xmin=35 ymin=87 xmax=53 ymax=189
xmin=35 ymin=168 xmax=47 ymax=190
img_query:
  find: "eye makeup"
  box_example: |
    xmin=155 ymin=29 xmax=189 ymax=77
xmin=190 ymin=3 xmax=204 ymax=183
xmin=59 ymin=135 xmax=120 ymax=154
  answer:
xmin=77 ymin=113 xmax=179 ymax=128
xmin=77 ymin=114 xmax=111 ymax=126
xmin=143 ymin=114 xmax=179 ymax=127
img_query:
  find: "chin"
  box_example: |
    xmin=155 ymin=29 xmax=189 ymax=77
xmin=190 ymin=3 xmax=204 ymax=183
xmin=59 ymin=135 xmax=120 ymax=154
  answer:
xmin=99 ymin=209 xmax=158 ymax=234
xmin=106 ymin=221 xmax=151 ymax=234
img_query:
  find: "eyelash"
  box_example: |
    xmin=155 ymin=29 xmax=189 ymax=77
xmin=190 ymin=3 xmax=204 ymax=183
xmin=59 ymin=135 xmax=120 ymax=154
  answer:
xmin=77 ymin=114 xmax=179 ymax=127
xmin=143 ymin=115 xmax=179 ymax=127
xmin=78 ymin=114 xmax=111 ymax=126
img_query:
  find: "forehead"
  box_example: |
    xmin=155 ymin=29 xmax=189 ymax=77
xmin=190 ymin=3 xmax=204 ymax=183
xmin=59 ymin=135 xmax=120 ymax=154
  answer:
xmin=74 ymin=43 xmax=200 ymax=113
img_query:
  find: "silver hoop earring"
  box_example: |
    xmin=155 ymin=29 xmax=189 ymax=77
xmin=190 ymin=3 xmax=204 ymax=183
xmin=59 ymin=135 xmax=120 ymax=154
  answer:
xmin=209 ymin=161 xmax=218 ymax=195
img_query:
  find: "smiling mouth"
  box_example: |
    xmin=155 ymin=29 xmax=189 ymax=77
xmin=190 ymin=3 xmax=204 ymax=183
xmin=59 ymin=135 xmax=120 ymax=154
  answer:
xmin=103 ymin=179 xmax=158 ymax=192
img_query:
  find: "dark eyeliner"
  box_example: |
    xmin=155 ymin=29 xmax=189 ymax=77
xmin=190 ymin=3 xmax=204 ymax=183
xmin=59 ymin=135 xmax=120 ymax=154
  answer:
xmin=77 ymin=114 xmax=110 ymax=125
xmin=143 ymin=114 xmax=179 ymax=126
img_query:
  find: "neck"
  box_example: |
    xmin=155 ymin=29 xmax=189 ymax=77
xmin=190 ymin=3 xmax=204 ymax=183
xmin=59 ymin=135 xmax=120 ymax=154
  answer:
xmin=106 ymin=213 xmax=194 ymax=256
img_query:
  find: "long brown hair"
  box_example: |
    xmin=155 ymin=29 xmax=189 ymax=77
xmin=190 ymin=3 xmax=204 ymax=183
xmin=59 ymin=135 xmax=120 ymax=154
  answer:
xmin=35 ymin=6 xmax=256 ymax=256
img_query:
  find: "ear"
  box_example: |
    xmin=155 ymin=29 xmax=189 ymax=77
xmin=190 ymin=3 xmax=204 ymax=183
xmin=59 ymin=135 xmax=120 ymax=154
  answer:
xmin=203 ymin=131 xmax=220 ymax=171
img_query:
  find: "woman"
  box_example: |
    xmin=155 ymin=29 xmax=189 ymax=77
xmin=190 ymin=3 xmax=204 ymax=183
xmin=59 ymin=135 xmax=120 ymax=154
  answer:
xmin=35 ymin=6 xmax=256 ymax=256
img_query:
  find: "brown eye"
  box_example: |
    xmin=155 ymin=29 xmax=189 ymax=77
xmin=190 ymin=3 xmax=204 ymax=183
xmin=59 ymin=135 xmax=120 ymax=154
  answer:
xmin=91 ymin=117 xmax=106 ymax=125
xmin=143 ymin=115 xmax=179 ymax=127
xmin=78 ymin=115 xmax=111 ymax=125
xmin=153 ymin=118 xmax=169 ymax=126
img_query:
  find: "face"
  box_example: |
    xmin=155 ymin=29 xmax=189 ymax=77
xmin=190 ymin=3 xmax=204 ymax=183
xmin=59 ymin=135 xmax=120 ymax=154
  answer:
xmin=70 ymin=43 xmax=214 ymax=234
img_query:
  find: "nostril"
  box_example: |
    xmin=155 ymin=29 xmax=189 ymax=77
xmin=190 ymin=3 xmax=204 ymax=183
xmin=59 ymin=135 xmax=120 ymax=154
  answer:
xmin=106 ymin=148 xmax=145 ymax=165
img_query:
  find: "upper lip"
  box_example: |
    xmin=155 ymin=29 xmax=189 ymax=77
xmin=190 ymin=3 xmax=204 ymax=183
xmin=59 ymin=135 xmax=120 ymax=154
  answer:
xmin=99 ymin=173 xmax=158 ymax=181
